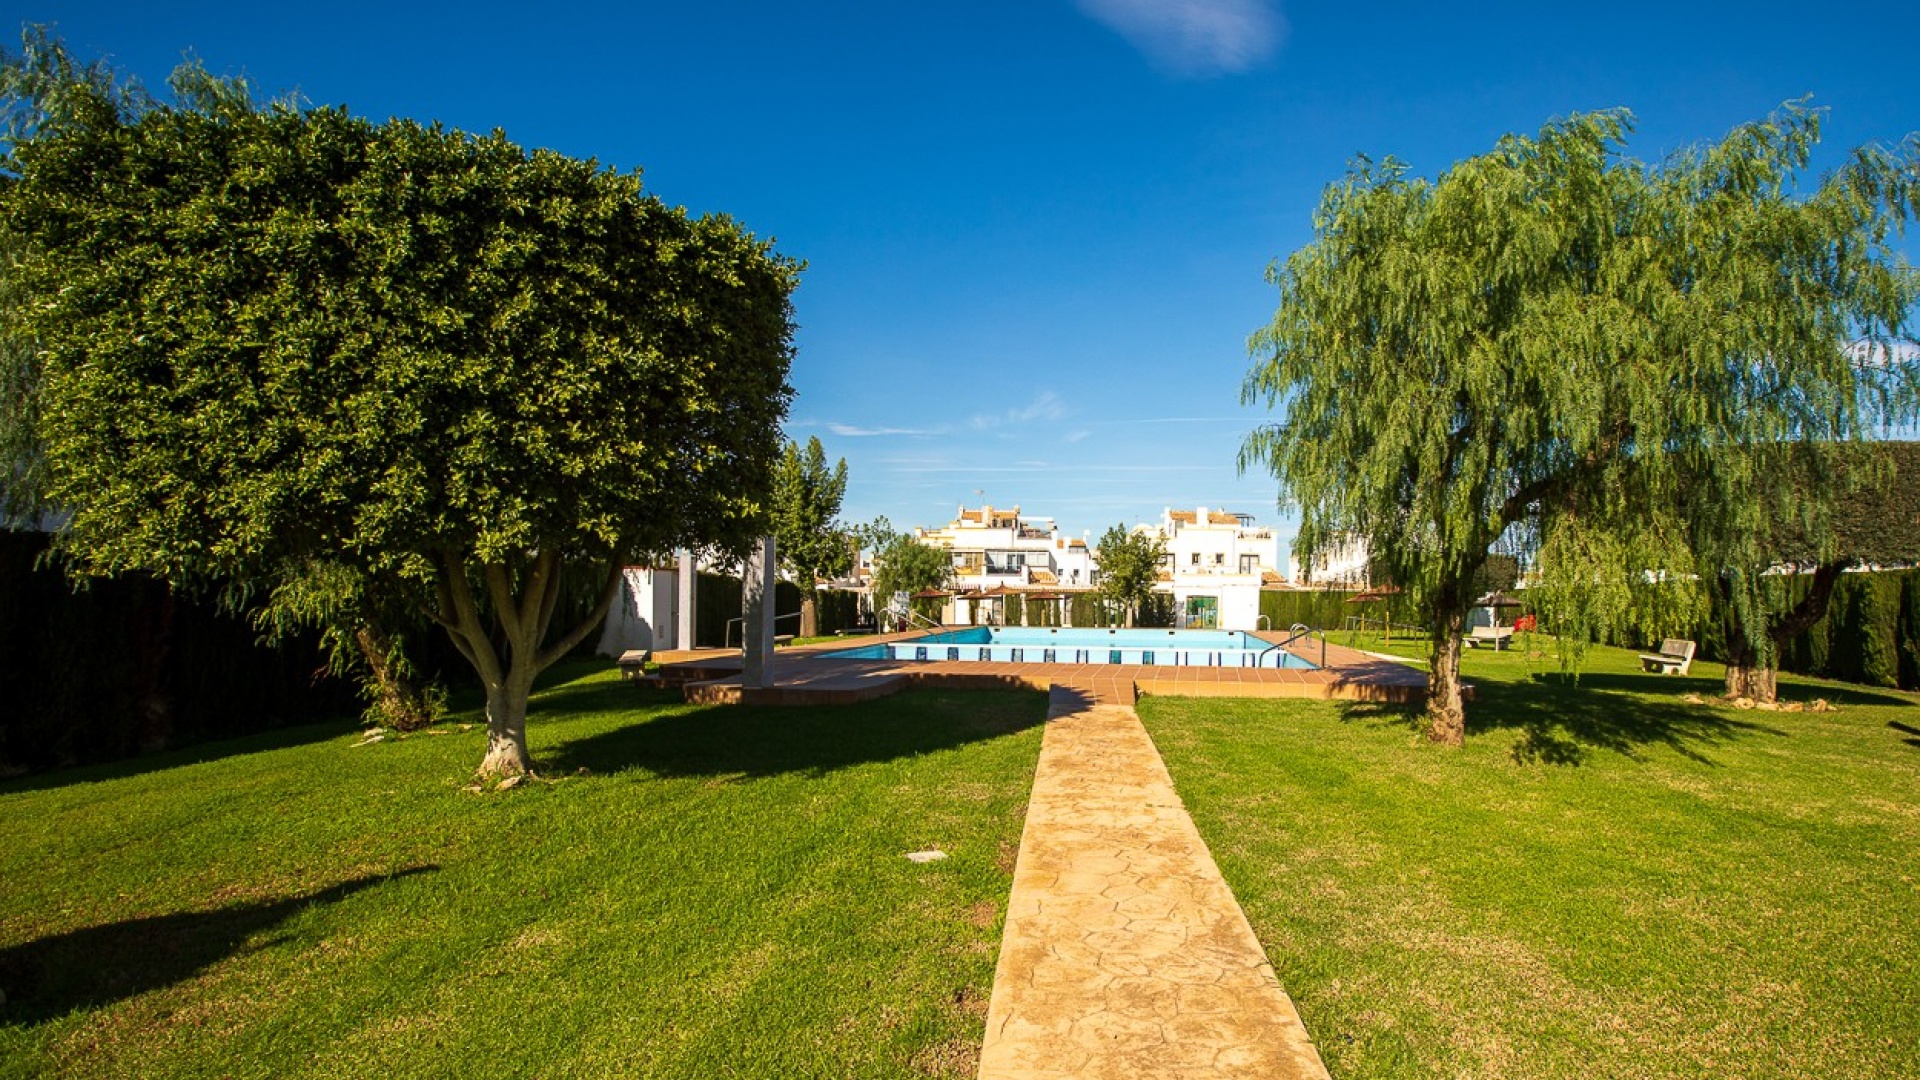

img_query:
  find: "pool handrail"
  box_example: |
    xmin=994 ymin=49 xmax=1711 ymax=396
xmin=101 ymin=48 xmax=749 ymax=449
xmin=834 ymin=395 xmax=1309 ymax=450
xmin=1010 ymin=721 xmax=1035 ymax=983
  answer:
xmin=1260 ymin=623 xmax=1326 ymax=669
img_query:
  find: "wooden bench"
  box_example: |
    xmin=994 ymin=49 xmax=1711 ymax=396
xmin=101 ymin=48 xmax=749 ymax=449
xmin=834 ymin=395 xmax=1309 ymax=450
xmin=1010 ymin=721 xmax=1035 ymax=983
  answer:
xmin=1639 ymin=638 xmax=1695 ymax=675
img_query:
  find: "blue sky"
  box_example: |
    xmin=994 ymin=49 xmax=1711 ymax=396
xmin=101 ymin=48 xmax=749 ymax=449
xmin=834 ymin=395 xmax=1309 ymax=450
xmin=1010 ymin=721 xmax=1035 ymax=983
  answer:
xmin=17 ymin=1 xmax=1920 ymax=555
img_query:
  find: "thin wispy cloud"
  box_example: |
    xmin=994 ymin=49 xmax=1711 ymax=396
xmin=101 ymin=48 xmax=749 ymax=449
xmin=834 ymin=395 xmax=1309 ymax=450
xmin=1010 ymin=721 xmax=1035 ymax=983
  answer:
xmin=827 ymin=422 xmax=946 ymax=437
xmin=970 ymin=390 xmax=1069 ymax=431
xmin=1062 ymin=429 xmax=1092 ymax=444
xmin=1074 ymin=0 xmax=1284 ymax=77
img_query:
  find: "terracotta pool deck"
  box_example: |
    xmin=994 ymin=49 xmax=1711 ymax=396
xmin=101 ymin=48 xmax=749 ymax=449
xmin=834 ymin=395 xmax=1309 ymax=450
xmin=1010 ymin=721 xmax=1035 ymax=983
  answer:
xmin=650 ymin=629 xmax=1432 ymax=707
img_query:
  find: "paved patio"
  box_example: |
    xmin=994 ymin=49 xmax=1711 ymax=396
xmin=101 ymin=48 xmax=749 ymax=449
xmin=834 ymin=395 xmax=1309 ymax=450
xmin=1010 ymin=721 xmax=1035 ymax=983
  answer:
xmin=651 ymin=629 xmax=1430 ymax=707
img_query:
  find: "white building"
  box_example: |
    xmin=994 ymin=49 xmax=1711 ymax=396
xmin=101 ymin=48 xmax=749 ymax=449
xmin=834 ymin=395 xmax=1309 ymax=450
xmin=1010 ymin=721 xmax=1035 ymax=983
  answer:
xmin=916 ymin=504 xmax=1095 ymax=590
xmin=1137 ymin=506 xmax=1284 ymax=631
xmin=1285 ymin=533 xmax=1372 ymax=588
xmin=908 ymin=504 xmax=1097 ymax=625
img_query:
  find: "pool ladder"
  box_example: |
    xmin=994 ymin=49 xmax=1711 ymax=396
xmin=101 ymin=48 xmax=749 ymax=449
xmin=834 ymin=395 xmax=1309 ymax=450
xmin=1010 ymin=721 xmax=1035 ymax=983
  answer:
xmin=1258 ymin=623 xmax=1325 ymax=669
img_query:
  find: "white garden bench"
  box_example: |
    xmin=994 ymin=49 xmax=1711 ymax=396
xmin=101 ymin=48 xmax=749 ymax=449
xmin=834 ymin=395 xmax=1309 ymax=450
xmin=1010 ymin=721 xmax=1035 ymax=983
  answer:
xmin=1638 ymin=639 xmax=1695 ymax=675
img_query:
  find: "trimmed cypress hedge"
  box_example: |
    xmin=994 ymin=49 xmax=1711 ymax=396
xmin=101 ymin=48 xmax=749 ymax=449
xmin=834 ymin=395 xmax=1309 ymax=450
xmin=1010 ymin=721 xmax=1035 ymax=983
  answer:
xmin=1757 ymin=568 xmax=1919 ymax=690
xmin=0 ymin=530 xmax=357 ymax=773
xmin=1259 ymin=588 xmax=1419 ymax=633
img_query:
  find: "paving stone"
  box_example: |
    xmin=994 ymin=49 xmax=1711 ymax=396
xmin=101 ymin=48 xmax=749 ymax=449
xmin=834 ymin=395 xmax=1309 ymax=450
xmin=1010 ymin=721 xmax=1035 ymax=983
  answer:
xmin=977 ymin=696 xmax=1329 ymax=1080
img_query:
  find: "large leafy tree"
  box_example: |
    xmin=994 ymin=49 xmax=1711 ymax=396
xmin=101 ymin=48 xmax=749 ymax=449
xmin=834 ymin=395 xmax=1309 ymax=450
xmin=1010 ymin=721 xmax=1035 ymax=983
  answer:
xmin=863 ymin=519 xmax=952 ymax=628
xmin=4 ymin=64 xmax=797 ymax=778
xmin=1243 ymin=106 xmax=1919 ymax=745
xmin=771 ymin=436 xmax=851 ymax=638
xmin=1094 ymin=524 xmax=1167 ymax=627
xmin=1 ymin=38 xmax=454 ymax=729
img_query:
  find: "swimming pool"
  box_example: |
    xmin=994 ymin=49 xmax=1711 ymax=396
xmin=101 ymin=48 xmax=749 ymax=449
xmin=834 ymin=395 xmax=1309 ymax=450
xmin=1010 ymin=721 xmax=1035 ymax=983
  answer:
xmin=824 ymin=627 xmax=1319 ymax=669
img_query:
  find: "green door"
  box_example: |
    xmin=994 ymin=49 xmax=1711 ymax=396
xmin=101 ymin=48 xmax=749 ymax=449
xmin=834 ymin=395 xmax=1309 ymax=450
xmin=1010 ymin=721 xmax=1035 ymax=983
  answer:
xmin=1185 ymin=595 xmax=1219 ymax=629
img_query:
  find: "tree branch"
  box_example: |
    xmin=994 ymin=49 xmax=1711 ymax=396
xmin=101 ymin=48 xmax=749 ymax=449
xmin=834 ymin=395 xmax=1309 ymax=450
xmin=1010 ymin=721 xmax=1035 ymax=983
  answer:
xmin=516 ymin=549 xmax=558 ymax=647
xmin=1769 ymin=561 xmax=1850 ymax=646
xmin=484 ymin=560 xmax=523 ymax=647
xmin=441 ymin=549 xmax=502 ymax=686
xmin=533 ymin=549 xmax=565 ymax=646
xmin=536 ymin=560 xmax=622 ymax=671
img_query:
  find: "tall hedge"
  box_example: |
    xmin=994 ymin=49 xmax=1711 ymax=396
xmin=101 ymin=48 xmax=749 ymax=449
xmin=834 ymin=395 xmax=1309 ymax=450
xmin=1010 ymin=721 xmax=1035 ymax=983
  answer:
xmin=0 ymin=530 xmax=357 ymax=773
xmin=1259 ymin=588 xmax=1420 ymax=633
xmin=1627 ymin=568 xmax=1920 ymax=691
xmin=1754 ymin=569 xmax=1918 ymax=690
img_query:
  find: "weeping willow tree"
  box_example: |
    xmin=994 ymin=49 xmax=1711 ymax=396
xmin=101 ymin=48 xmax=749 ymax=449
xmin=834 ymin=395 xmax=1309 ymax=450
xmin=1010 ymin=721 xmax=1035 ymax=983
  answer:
xmin=1242 ymin=105 xmax=1920 ymax=745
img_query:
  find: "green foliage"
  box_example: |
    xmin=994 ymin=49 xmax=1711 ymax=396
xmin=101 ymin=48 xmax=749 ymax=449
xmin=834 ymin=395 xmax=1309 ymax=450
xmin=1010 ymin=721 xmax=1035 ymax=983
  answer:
xmin=1093 ymin=524 xmax=1167 ymax=626
xmin=771 ymin=436 xmax=851 ymax=585
xmin=0 ymin=29 xmax=156 ymax=526
xmin=1901 ymin=574 xmax=1920 ymax=690
xmin=1069 ymin=592 xmax=1103 ymax=628
xmin=1136 ymin=593 xmax=1176 ymax=628
xmin=1529 ymin=518 xmax=1707 ymax=671
xmin=870 ymin=535 xmax=951 ymax=609
xmin=1243 ymin=105 xmax=1920 ymax=730
xmin=1 ymin=52 xmax=798 ymax=769
xmin=1259 ymin=588 xmax=1419 ymax=633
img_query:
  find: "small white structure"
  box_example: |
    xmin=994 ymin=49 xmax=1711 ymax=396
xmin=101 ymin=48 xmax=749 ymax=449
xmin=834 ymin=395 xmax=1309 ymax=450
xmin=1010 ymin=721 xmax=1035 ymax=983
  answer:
xmin=597 ymin=552 xmax=699 ymax=657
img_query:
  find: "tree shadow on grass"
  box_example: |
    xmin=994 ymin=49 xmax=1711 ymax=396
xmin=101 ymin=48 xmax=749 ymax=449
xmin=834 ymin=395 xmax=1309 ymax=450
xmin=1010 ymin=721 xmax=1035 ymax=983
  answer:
xmin=1561 ymin=671 xmax=1917 ymax=710
xmin=0 ymin=866 xmax=435 ymax=1026
xmin=1338 ymin=673 xmax=1788 ymax=767
xmin=541 ymin=689 xmax=1047 ymax=780
xmin=1889 ymin=720 xmax=1920 ymax=750
xmin=0 ymin=717 xmax=363 ymax=798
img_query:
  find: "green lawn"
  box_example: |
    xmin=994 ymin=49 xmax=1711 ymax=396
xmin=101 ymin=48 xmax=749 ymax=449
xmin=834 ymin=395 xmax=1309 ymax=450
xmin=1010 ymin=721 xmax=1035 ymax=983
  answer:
xmin=1142 ymin=638 xmax=1920 ymax=1079
xmin=0 ymin=664 xmax=1045 ymax=1079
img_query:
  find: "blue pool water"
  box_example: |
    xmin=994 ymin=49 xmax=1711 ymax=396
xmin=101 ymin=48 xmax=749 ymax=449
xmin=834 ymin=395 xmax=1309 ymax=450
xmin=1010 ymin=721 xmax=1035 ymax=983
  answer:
xmin=823 ymin=627 xmax=1318 ymax=669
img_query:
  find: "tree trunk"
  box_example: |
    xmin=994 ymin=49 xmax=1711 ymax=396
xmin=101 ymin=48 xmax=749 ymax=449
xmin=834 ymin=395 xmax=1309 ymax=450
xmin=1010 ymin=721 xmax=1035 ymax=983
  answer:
xmin=354 ymin=623 xmax=436 ymax=730
xmin=1723 ymin=660 xmax=1777 ymax=702
xmin=799 ymin=592 xmax=818 ymax=639
xmin=1426 ymin=619 xmax=1466 ymax=747
xmin=477 ymin=672 xmax=536 ymax=779
xmin=1717 ymin=561 xmax=1845 ymax=706
xmin=433 ymin=549 xmax=624 ymax=783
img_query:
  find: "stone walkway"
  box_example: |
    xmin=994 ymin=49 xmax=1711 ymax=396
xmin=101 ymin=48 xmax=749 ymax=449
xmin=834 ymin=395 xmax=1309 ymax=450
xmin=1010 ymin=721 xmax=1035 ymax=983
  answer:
xmin=976 ymin=687 xmax=1330 ymax=1079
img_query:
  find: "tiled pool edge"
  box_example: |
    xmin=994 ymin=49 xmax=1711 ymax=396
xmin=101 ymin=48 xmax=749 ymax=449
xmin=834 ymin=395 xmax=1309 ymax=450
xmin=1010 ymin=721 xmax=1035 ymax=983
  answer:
xmin=654 ymin=629 xmax=1448 ymax=708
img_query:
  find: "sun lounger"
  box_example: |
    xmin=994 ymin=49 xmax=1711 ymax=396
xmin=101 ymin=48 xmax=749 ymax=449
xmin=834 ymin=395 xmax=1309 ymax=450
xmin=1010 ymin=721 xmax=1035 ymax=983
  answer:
xmin=1465 ymin=624 xmax=1513 ymax=650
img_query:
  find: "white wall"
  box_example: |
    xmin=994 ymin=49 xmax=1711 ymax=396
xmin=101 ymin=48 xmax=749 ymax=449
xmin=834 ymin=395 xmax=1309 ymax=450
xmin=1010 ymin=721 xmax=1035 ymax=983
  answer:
xmin=596 ymin=567 xmax=679 ymax=656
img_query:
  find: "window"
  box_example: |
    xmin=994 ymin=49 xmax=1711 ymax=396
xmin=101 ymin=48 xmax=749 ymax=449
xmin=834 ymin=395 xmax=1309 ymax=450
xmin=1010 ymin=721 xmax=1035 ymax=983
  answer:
xmin=1190 ymin=553 xmax=1202 ymax=565
xmin=984 ymin=551 xmax=1025 ymax=574
xmin=1213 ymin=553 xmax=1226 ymax=566
xmin=1240 ymin=554 xmax=1258 ymax=574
